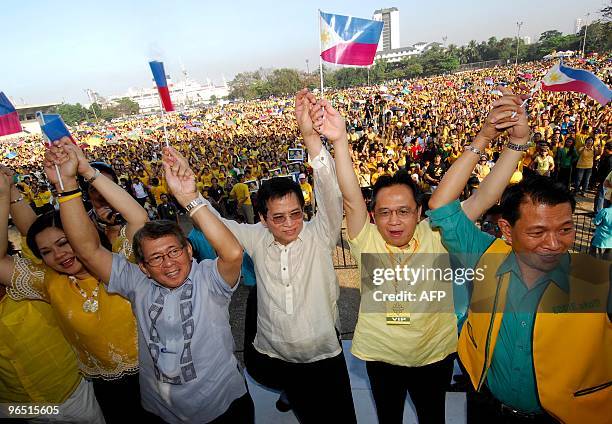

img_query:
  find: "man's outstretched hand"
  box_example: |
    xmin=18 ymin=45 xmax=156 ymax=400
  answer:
xmin=479 ymin=87 xmax=530 ymax=143
xmin=162 ymin=146 xmax=198 ymax=206
xmin=309 ymin=99 xmax=347 ymax=144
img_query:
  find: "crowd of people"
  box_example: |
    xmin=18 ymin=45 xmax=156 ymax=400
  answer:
xmin=3 ymin=57 xmax=611 ymax=223
xmin=0 ymin=56 xmax=611 ymax=424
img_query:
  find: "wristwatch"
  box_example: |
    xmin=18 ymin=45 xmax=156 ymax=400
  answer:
xmin=464 ymin=145 xmax=484 ymax=155
xmin=506 ymin=141 xmax=529 ymax=152
xmin=184 ymin=194 xmax=206 ymax=214
xmin=84 ymin=168 xmax=101 ymax=184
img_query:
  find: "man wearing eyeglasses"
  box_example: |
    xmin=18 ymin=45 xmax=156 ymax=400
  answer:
xmin=51 ymin=143 xmax=253 ymax=423
xmin=310 ymin=97 xmax=458 ymax=424
xmin=184 ymin=89 xmax=356 ymax=423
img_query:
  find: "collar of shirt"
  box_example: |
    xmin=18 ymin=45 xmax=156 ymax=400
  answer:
xmin=496 ymin=252 xmax=570 ymax=292
xmin=265 ymin=227 xmax=305 ymax=248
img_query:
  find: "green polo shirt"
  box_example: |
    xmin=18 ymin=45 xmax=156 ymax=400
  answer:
xmin=427 ymin=200 xmax=570 ymax=413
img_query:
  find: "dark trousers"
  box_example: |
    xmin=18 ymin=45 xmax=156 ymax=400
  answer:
xmin=244 ymin=288 xmax=356 ymax=423
xmin=365 ymin=354 xmax=455 ymax=424
xmin=556 ymin=166 xmax=572 ymax=189
xmin=92 ymin=372 xmax=149 ymax=423
xmin=143 ymin=391 xmax=255 ymax=424
xmin=467 ymin=385 xmax=559 ymax=423
xmin=209 ymin=392 xmax=255 ymax=424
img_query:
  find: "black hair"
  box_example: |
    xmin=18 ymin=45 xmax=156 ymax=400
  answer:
xmin=499 ymin=175 xmax=575 ymax=226
xmin=26 ymin=209 xmax=114 ymax=260
xmin=483 ymin=204 xmax=503 ymax=220
xmin=370 ymin=170 xmax=422 ymax=211
xmin=256 ymin=177 xmax=304 ymax=217
xmin=26 ymin=211 xmax=63 ymax=259
xmin=133 ymin=220 xmax=188 ymax=264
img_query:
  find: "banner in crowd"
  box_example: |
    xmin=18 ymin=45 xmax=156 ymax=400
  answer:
xmin=541 ymin=62 xmax=612 ymax=105
xmin=149 ymin=61 xmax=175 ymax=112
xmin=0 ymin=92 xmax=22 ymax=137
xmin=319 ymin=11 xmax=383 ymax=66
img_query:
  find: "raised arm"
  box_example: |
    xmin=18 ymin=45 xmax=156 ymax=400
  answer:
xmin=295 ymin=88 xmax=322 ymax=158
xmin=163 ymin=147 xmax=242 ymax=287
xmin=0 ymin=169 xmax=15 ymax=286
xmin=429 ymin=88 xmax=530 ymax=221
xmin=0 ymin=165 xmax=37 ymax=236
xmin=66 ymin=141 xmax=148 ymax=242
xmin=45 ymin=141 xmax=113 ymax=283
xmin=311 ymin=98 xmax=367 ymax=240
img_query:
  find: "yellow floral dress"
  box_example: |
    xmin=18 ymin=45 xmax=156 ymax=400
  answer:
xmin=8 ymin=227 xmax=138 ymax=380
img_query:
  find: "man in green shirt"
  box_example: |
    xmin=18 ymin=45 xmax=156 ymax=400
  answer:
xmin=427 ymin=89 xmax=612 ymax=423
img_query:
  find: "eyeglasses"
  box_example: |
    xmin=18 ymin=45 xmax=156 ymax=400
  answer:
xmin=268 ymin=210 xmax=303 ymax=224
xmin=374 ymin=207 xmax=418 ymax=219
xmin=145 ymin=247 xmax=185 ymax=267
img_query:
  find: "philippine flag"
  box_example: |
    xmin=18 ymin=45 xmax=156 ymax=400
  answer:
xmin=541 ymin=62 xmax=611 ymax=106
xmin=0 ymin=92 xmax=22 ymax=137
xmin=320 ymin=11 xmax=383 ymax=66
xmin=149 ymin=61 xmax=175 ymax=112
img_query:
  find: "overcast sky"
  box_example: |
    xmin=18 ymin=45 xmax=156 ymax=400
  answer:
xmin=2 ymin=0 xmax=608 ymax=104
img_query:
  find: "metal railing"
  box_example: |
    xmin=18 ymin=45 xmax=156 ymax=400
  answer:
xmin=333 ymin=227 xmax=358 ymax=269
xmin=455 ymin=59 xmax=508 ymax=73
xmin=332 ymin=212 xmax=598 ymax=269
xmin=571 ymin=212 xmax=596 ymax=253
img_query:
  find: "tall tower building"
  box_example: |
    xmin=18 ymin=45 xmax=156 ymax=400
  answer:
xmin=373 ymin=7 xmax=400 ymax=52
xmin=575 ymin=18 xmax=582 ymax=34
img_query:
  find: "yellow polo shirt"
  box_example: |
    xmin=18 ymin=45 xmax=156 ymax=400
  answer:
xmin=0 ymin=295 xmax=80 ymax=403
xmin=230 ymin=182 xmax=252 ymax=205
xmin=348 ymin=220 xmax=457 ymax=366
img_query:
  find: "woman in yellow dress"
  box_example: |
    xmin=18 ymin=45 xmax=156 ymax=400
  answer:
xmin=0 ymin=142 xmax=149 ymax=423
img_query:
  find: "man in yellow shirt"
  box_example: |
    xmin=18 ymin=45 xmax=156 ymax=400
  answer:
xmin=230 ymin=174 xmax=254 ymax=224
xmin=32 ymin=183 xmax=53 ymax=215
xmin=299 ymin=173 xmax=314 ymax=220
xmin=311 ymin=97 xmax=456 ymax=424
xmin=148 ymin=177 xmax=167 ymax=206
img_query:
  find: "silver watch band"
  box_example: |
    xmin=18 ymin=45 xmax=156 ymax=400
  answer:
xmin=506 ymin=141 xmax=529 ymax=152
xmin=185 ymin=194 xmax=205 ymax=213
xmin=464 ymin=145 xmax=484 ymax=156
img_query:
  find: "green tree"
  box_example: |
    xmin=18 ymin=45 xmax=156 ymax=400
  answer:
xmin=114 ymin=97 xmax=139 ymax=116
xmin=267 ymin=68 xmax=303 ymax=95
xmin=419 ymin=46 xmax=459 ymax=76
xmin=54 ymin=103 xmax=90 ymax=125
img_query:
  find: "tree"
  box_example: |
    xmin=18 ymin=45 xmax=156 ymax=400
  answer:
xmin=228 ymin=71 xmax=265 ymax=100
xmin=114 ymin=97 xmax=139 ymax=116
xmin=600 ymin=5 xmax=611 ymax=21
xmin=54 ymin=103 xmax=90 ymax=125
xmin=267 ymin=68 xmax=303 ymax=95
xmin=419 ymin=46 xmax=459 ymax=76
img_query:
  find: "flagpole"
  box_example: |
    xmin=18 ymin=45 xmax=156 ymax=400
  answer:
xmin=36 ymin=112 xmax=64 ymax=191
xmin=158 ymin=96 xmax=169 ymax=147
xmin=511 ymin=82 xmax=541 ymax=118
xmin=318 ymin=9 xmax=324 ymax=95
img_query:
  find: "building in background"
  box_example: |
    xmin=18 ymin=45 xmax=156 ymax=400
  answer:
xmin=575 ymin=17 xmax=583 ymax=34
xmin=106 ymin=68 xmax=229 ymax=113
xmin=523 ymin=36 xmax=532 ymax=45
xmin=375 ymin=42 xmax=442 ymax=63
xmin=372 ymin=7 xmax=441 ymax=63
xmin=373 ymin=7 xmax=400 ymax=52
